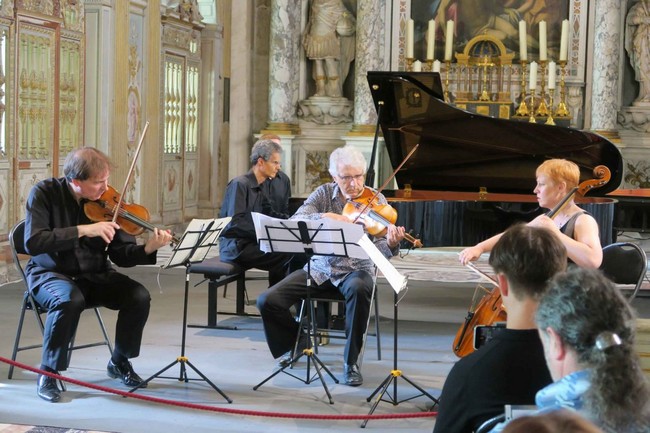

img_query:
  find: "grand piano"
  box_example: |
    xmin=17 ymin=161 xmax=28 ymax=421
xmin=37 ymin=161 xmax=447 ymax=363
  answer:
xmin=366 ymin=71 xmax=624 ymax=247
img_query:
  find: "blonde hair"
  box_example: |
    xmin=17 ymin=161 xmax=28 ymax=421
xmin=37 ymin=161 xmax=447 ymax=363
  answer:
xmin=536 ymin=159 xmax=580 ymax=189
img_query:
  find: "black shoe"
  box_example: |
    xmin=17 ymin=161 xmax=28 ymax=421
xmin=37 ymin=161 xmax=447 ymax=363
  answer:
xmin=343 ymin=363 xmax=363 ymax=386
xmin=37 ymin=374 xmax=61 ymax=402
xmin=277 ymin=332 xmax=310 ymax=368
xmin=107 ymin=359 xmax=147 ymax=388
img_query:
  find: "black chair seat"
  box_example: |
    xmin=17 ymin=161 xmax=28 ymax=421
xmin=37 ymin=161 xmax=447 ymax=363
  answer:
xmin=188 ymin=258 xmax=264 ymax=329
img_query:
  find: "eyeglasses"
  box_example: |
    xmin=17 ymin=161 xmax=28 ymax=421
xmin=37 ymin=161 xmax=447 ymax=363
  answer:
xmin=338 ymin=174 xmax=365 ymax=183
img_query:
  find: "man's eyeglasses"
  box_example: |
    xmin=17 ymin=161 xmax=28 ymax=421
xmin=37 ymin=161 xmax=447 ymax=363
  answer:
xmin=338 ymin=174 xmax=365 ymax=182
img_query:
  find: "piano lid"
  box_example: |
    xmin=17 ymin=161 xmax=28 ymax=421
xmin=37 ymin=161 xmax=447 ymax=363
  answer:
xmin=367 ymin=71 xmax=623 ymax=196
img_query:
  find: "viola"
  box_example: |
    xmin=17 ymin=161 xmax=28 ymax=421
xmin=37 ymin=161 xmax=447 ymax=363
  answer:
xmin=84 ymin=185 xmax=180 ymax=244
xmin=452 ymin=263 xmax=506 ymax=357
xmin=342 ymin=187 xmax=423 ymax=248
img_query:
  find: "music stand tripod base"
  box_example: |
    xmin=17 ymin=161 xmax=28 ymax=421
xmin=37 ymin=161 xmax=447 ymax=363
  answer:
xmin=361 ymin=290 xmax=439 ymax=428
xmin=253 ymin=345 xmax=339 ymax=404
xmin=129 ymin=218 xmax=233 ymax=403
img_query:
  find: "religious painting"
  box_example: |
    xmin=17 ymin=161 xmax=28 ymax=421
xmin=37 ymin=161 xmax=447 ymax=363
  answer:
xmin=409 ymin=0 xmax=569 ymax=62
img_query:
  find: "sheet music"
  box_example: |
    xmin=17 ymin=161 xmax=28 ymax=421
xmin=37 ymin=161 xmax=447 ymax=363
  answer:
xmin=163 ymin=217 xmax=231 ymax=269
xmin=357 ymin=235 xmax=408 ymax=294
xmin=252 ymin=212 xmax=368 ymax=259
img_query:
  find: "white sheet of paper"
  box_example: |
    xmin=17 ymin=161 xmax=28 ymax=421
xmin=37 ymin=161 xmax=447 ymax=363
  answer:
xmin=163 ymin=217 xmax=231 ymax=268
xmin=252 ymin=212 xmax=368 ymax=259
xmin=358 ymin=234 xmax=408 ymax=294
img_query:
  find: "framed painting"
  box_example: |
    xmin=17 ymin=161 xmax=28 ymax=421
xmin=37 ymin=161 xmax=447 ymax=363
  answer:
xmin=393 ymin=0 xmax=587 ymax=77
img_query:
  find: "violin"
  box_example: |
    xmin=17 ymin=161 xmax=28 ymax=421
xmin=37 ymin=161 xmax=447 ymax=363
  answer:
xmin=84 ymin=185 xmax=180 ymax=244
xmin=342 ymin=187 xmax=423 ymax=248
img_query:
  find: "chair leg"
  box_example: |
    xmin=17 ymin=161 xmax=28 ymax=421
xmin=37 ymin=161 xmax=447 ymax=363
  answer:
xmin=94 ymin=308 xmax=114 ymax=355
xmin=374 ymin=287 xmax=381 ymax=360
xmin=9 ymin=296 xmax=30 ymax=379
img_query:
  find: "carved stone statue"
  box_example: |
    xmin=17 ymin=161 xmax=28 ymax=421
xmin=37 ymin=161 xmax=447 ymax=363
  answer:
xmin=303 ymin=0 xmax=356 ymax=98
xmin=626 ymin=0 xmax=650 ymax=104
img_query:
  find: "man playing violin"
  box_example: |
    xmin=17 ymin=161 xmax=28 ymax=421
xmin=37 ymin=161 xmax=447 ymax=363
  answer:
xmin=24 ymin=147 xmax=173 ymax=402
xmin=433 ymin=224 xmax=566 ymax=433
xmin=256 ymin=145 xmax=405 ymax=386
xmin=459 ymin=159 xmax=603 ymax=268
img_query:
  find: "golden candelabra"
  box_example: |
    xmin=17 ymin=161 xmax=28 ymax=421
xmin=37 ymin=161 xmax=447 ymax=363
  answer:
xmin=535 ymin=61 xmax=550 ymax=117
xmin=555 ymin=60 xmax=570 ymax=117
xmin=406 ymin=57 xmax=414 ymax=72
xmin=426 ymin=59 xmax=433 ymax=72
xmin=444 ymin=60 xmax=451 ymax=102
xmin=515 ymin=60 xmax=529 ymax=117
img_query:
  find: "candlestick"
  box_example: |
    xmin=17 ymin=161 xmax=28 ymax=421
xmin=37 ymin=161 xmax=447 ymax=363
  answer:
xmin=529 ymin=91 xmax=536 ymax=123
xmin=546 ymin=92 xmax=556 ymax=125
xmin=445 ymin=20 xmax=454 ymax=61
xmin=444 ymin=60 xmax=451 ymax=102
xmin=406 ymin=19 xmax=414 ymax=59
xmin=515 ymin=60 xmax=530 ymax=117
xmin=559 ymin=19 xmax=569 ymax=62
xmin=539 ymin=21 xmax=547 ymax=62
xmin=555 ymin=60 xmax=570 ymax=117
xmin=535 ymin=61 xmax=549 ymax=117
xmin=427 ymin=19 xmax=435 ymax=60
xmin=406 ymin=57 xmax=414 ymax=72
xmin=519 ymin=20 xmax=527 ymax=61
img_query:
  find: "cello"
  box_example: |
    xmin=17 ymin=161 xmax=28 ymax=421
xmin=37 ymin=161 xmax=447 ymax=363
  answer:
xmin=452 ymin=165 xmax=612 ymax=358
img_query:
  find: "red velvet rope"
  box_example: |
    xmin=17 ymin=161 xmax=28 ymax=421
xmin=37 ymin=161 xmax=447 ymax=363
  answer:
xmin=1 ymin=356 xmax=438 ymax=421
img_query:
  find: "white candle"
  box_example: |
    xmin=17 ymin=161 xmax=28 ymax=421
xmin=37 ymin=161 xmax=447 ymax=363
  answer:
xmin=548 ymin=60 xmax=557 ymax=90
xmin=529 ymin=61 xmax=538 ymax=90
xmin=444 ymin=20 xmax=454 ymax=61
xmin=412 ymin=60 xmax=422 ymax=72
xmin=406 ymin=19 xmax=414 ymax=58
xmin=433 ymin=60 xmax=441 ymax=73
xmin=426 ymin=20 xmax=436 ymax=60
xmin=539 ymin=20 xmax=547 ymax=61
xmin=559 ymin=19 xmax=569 ymax=61
xmin=519 ymin=20 xmax=527 ymax=61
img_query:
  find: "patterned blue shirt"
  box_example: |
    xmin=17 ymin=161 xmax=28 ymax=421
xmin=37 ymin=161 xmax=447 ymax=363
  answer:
xmin=290 ymin=182 xmax=399 ymax=286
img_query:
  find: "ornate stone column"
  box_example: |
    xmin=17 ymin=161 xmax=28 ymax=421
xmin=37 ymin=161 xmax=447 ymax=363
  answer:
xmin=589 ymin=0 xmax=621 ymax=136
xmin=262 ymin=0 xmax=302 ymax=180
xmin=345 ymin=0 xmax=387 ymax=186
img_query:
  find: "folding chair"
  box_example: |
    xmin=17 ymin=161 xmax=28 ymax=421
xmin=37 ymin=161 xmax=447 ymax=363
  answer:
xmin=294 ymin=277 xmax=382 ymax=365
xmin=8 ymin=219 xmax=113 ymax=379
xmin=599 ymin=241 xmax=648 ymax=301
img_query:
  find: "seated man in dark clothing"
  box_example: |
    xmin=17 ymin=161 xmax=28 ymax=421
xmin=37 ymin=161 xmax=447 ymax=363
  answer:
xmin=24 ymin=147 xmax=173 ymax=403
xmin=218 ymin=138 xmax=299 ymax=286
xmin=433 ymin=224 xmax=567 ymax=433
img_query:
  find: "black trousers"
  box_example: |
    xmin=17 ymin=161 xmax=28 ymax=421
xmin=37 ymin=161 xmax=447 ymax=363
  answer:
xmin=256 ymin=269 xmax=373 ymax=365
xmin=221 ymin=239 xmax=303 ymax=287
xmin=31 ymin=272 xmax=150 ymax=371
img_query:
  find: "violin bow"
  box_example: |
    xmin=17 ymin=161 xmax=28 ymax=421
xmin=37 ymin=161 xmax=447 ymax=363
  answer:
xmin=110 ymin=121 xmax=150 ymax=227
xmin=352 ymin=143 xmax=420 ymax=224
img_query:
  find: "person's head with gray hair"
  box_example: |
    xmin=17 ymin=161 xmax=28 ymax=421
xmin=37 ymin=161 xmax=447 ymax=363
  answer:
xmin=536 ymin=267 xmax=650 ymax=431
xmin=328 ymin=145 xmax=366 ymax=177
xmin=250 ymin=139 xmax=282 ymax=166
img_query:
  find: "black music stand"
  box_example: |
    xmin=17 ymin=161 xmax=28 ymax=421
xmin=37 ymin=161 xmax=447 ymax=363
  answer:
xmin=129 ymin=217 xmax=232 ymax=403
xmin=360 ymin=250 xmax=439 ymax=427
xmin=251 ymin=213 xmax=367 ymax=404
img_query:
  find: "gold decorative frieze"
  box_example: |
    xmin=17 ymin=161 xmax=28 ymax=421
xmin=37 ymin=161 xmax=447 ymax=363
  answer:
xmin=162 ymin=26 xmax=201 ymax=56
xmin=17 ymin=0 xmax=55 ymax=17
xmin=0 ymin=0 xmax=14 ymax=19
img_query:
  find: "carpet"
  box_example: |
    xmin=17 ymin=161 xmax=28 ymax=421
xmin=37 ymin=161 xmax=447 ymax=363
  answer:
xmin=0 ymin=425 xmax=111 ymax=433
